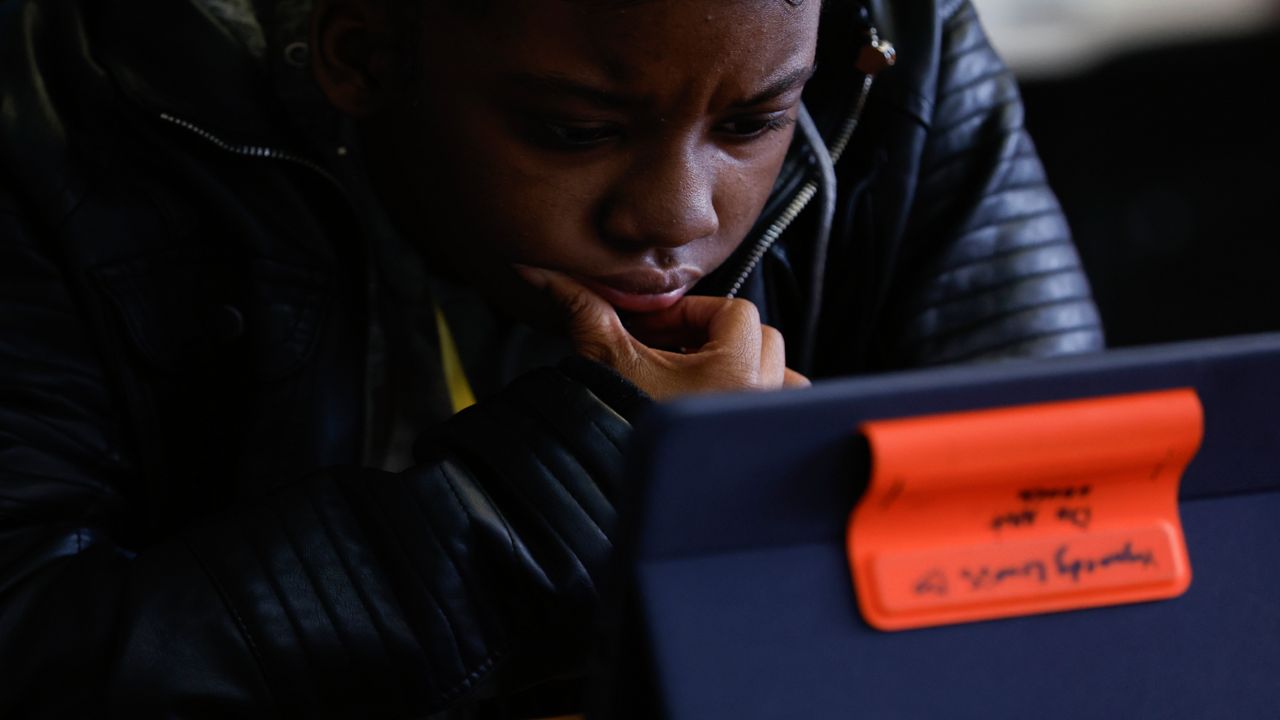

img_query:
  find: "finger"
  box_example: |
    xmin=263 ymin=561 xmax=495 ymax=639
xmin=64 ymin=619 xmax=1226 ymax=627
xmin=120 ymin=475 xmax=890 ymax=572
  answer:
xmin=783 ymin=368 xmax=812 ymax=388
xmin=515 ymin=266 xmax=631 ymax=362
xmin=620 ymin=313 xmax=700 ymax=351
xmin=623 ymin=296 xmax=723 ymax=349
xmin=702 ymin=297 xmax=761 ymax=343
xmin=627 ymin=297 xmax=762 ymax=356
xmin=759 ymin=324 xmax=786 ymax=388
xmin=662 ymin=295 xmax=742 ymax=329
xmin=623 ymin=296 xmax=758 ymax=352
xmin=700 ymin=299 xmax=763 ymax=374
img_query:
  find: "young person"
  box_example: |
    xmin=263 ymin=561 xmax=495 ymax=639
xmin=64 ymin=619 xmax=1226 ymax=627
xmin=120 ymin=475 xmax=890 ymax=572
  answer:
xmin=0 ymin=0 xmax=1102 ymax=716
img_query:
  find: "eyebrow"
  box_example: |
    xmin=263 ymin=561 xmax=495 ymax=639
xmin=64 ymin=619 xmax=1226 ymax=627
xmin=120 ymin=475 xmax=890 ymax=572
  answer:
xmin=502 ymin=72 xmax=635 ymax=109
xmin=502 ymin=63 xmax=819 ymax=110
xmin=732 ymin=63 xmax=819 ymax=109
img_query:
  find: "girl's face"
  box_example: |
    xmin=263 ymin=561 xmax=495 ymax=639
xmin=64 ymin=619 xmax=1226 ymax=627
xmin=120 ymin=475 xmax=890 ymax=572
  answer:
xmin=368 ymin=0 xmax=822 ymax=315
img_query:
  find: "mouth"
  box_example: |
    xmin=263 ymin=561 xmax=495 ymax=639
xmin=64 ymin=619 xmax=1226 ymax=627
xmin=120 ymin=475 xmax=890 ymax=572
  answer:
xmin=574 ymin=268 xmax=701 ymax=314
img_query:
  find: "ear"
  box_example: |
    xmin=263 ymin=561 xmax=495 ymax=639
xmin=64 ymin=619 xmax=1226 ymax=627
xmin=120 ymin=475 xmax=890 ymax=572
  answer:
xmin=310 ymin=0 xmax=398 ymax=117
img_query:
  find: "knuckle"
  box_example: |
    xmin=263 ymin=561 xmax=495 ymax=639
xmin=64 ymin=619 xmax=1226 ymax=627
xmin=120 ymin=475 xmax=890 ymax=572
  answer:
xmin=728 ymin=298 xmax=761 ymax=324
xmin=729 ymin=345 xmax=755 ymax=369
xmin=729 ymin=349 xmax=761 ymax=385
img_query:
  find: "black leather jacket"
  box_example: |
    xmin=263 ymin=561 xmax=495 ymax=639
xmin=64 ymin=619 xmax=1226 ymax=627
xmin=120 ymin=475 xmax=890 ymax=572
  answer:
xmin=0 ymin=0 xmax=1102 ymax=716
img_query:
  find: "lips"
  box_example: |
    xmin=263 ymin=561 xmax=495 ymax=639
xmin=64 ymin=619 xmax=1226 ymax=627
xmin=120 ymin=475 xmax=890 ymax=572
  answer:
xmin=575 ymin=268 xmax=701 ymax=314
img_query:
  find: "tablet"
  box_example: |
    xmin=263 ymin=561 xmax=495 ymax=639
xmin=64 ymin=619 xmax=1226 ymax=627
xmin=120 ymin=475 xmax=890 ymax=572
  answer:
xmin=594 ymin=332 xmax=1280 ymax=719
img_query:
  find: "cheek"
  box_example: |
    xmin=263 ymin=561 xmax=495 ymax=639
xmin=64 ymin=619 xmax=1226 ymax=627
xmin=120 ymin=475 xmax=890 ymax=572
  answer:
xmin=712 ymin=134 xmax=796 ymax=249
xmin=716 ymin=167 xmax=771 ymax=232
xmin=485 ymin=166 xmax=605 ymax=271
xmin=418 ymin=124 xmax=603 ymax=265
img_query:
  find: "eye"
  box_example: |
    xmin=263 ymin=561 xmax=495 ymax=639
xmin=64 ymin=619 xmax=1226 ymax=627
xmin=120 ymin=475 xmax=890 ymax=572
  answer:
xmin=716 ymin=112 xmax=795 ymax=140
xmin=539 ymin=121 xmax=621 ymax=148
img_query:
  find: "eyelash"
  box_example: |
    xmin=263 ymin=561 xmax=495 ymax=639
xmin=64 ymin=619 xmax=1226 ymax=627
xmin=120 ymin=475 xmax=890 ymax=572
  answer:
xmin=541 ymin=123 xmax=619 ymax=147
xmin=718 ymin=113 xmax=796 ymax=140
xmin=535 ymin=112 xmax=795 ymax=149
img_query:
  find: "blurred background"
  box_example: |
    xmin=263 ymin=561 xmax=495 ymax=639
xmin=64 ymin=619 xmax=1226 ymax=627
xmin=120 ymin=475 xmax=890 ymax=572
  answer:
xmin=972 ymin=0 xmax=1280 ymax=347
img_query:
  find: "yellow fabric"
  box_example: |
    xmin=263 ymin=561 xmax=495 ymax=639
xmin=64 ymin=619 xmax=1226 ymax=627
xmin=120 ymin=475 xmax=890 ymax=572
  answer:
xmin=434 ymin=304 xmax=476 ymax=414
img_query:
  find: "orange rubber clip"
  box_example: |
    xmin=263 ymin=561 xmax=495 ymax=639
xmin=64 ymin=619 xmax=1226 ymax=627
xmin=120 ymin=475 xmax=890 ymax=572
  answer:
xmin=848 ymin=389 xmax=1202 ymax=631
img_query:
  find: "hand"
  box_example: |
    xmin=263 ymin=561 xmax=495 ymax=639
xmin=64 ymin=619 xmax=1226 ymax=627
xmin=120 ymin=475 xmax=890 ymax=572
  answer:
xmin=516 ymin=266 xmax=810 ymax=401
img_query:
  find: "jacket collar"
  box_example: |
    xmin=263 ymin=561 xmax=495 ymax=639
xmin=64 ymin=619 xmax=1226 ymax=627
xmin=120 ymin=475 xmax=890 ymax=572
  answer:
xmin=89 ymin=0 xmax=300 ymax=148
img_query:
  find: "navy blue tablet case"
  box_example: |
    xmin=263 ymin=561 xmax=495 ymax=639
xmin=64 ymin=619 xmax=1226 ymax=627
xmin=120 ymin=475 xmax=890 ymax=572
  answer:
xmin=598 ymin=333 xmax=1280 ymax=719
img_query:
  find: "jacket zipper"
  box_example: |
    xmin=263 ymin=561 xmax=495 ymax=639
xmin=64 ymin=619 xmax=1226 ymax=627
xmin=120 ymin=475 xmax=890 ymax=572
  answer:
xmin=726 ymin=28 xmax=895 ymax=298
xmin=158 ymin=112 xmax=348 ymax=196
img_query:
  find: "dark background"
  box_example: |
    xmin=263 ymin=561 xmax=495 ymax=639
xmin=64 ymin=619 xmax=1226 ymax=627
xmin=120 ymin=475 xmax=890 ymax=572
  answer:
xmin=1020 ymin=26 xmax=1280 ymax=347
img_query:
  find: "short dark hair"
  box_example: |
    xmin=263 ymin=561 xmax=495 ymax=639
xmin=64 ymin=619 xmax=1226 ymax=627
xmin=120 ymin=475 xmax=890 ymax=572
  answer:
xmin=389 ymin=0 xmax=824 ymax=80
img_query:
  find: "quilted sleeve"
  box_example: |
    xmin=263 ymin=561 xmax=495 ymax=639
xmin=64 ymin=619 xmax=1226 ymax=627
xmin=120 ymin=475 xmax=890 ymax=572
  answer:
xmin=0 ymin=190 xmax=630 ymax=717
xmin=888 ymin=0 xmax=1105 ymax=365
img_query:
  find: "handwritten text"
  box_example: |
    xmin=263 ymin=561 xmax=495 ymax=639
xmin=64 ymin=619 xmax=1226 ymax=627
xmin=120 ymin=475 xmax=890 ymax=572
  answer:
xmin=911 ymin=539 xmax=1157 ymax=597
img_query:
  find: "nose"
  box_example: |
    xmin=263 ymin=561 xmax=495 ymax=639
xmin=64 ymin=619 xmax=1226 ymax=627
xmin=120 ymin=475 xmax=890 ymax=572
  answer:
xmin=598 ymin=139 xmax=720 ymax=251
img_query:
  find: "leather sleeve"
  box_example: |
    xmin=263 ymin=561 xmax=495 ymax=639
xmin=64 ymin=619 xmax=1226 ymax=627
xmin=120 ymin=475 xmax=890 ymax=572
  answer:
xmin=0 ymin=197 xmax=629 ymax=717
xmin=887 ymin=1 xmax=1105 ymax=365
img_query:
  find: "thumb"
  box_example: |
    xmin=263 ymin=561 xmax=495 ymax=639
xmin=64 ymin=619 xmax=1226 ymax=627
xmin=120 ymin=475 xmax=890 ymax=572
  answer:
xmin=514 ymin=266 xmax=631 ymax=362
xmin=783 ymin=368 xmax=812 ymax=388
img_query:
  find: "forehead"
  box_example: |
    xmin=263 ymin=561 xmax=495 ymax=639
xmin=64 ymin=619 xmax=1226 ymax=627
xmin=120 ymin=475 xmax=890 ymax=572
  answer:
xmin=423 ymin=0 xmax=822 ymax=99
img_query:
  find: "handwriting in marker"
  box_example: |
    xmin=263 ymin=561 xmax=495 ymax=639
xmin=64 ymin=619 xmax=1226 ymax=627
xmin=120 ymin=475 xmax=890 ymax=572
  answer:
xmin=1055 ymin=541 xmax=1156 ymax=583
xmin=913 ymin=569 xmax=949 ymax=597
xmin=958 ymin=559 xmax=1048 ymax=591
xmin=991 ymin=509 xmax=1037 ymax=531
xmin=1018 ymin=485 xmax=1092 ymax=503
xmin=1057 ymin=505 xmax=1093 ymax=529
